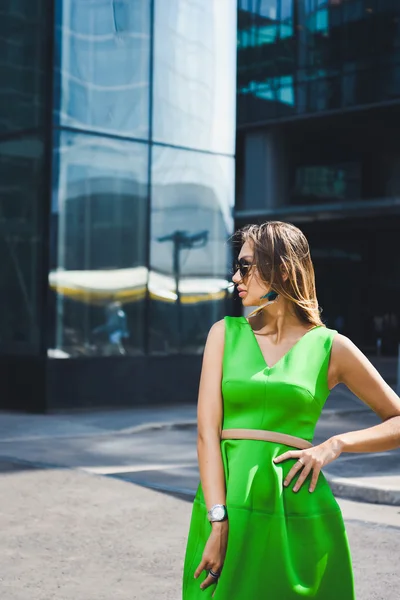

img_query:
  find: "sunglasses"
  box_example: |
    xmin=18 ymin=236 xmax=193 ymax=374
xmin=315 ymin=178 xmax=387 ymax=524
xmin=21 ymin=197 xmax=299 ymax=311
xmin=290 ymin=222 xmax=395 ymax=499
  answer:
xmin=233 ymin=257 xmax=254 ymax=279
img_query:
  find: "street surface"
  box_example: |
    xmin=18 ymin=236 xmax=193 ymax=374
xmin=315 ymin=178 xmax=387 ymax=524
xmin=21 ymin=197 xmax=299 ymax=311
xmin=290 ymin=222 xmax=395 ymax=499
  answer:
xmin=0 ymin=465 xmax=399 ymax=600
xmin=0 ymin=381 xmax=400 ymax=599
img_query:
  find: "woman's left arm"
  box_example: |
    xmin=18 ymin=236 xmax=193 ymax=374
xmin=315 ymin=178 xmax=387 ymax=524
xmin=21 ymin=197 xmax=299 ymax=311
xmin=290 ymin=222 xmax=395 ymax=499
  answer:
xmin=274 ymin=334 xmax=400 ymax=492
xmin=327 ymin=333 xmax=400 ymax=453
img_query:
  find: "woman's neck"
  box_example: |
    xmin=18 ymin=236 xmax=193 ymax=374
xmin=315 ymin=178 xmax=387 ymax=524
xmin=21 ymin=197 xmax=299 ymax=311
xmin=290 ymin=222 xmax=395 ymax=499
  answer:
xmin=250 ymin=299 xmax=306 ymax=339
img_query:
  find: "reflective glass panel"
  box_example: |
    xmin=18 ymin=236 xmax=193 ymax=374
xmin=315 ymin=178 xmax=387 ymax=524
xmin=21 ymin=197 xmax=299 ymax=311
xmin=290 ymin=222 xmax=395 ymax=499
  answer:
xmin=149 ymin=146 xmax=235 ymax=354
xmin=237 ymin=0 xmax=400 ymax=125
xmin=152 ymin=0 xmax=237 ymax=154
xmin=50 ymin=131 xmax=148 ymax=358
xmin=0 ymin=0 xmax=48 ymax=134
xmin=0 ymin=135 xmax=44 ymax=351
xmin=54 ymin=0 xmax=151 ymax=139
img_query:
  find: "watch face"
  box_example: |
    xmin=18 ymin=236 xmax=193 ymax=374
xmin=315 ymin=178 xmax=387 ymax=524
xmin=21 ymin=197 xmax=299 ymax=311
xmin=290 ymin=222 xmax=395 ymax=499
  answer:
xmin=212 ymin=506 xmax=225 ymax=520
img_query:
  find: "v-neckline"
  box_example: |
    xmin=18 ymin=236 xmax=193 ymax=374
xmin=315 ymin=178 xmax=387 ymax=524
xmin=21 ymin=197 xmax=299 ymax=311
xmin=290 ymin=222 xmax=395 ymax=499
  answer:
xmin=242 ymin=316 xmax=322 ymax=370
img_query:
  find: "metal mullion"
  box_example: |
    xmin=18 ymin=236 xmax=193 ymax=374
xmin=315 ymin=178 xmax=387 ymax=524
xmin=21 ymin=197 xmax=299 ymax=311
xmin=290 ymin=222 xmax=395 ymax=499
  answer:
xmin=144 ymin=0 xmax=155 ymax=356
xmin=37 ymin=0 xmax=56 ymax=412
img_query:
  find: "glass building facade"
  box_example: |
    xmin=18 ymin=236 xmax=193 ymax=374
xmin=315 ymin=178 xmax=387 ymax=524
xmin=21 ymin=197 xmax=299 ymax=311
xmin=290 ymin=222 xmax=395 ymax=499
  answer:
xmin=236 ymin=1 xmax=400 ymax=355
xmin=0 ymin=0 xmax=237 ymax=411
xmin=237 ymin=0 xmax=400 ymax=124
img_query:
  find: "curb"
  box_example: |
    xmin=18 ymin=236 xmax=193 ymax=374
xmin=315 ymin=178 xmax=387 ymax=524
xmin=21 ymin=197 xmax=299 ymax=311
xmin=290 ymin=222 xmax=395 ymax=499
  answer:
xmin=3 ymin=453 xmax=400 ymax=507
xmin=0 ymin=420 xmax=199 ymax=443
xmin=117 ymin=407 xmax=373 ymax=434
xmin=325 ymin=474 xmax=400 ymax=506
xmin=105 ymin=409 xmax=369 ymax=435
xmin=0 ymin=407 xmax=370 ymax=443
xmin=119 ymin=476 xmax=400 ymax=507
xmin=118 ymin=420 xmax=198 ymax=435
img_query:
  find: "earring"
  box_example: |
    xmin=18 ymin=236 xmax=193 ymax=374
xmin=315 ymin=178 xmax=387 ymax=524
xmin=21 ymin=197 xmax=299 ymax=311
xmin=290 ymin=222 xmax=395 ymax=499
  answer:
xmin=247 ymin=290 xmax=279 ymax=319
xmin=260 ymin=291 xmax=278 ymax=301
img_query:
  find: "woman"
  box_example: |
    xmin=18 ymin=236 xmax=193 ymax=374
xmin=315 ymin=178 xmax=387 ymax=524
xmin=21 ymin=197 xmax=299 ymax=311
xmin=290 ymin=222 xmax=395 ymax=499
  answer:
xmin=182 ymin=221 xmax=400 ymax=599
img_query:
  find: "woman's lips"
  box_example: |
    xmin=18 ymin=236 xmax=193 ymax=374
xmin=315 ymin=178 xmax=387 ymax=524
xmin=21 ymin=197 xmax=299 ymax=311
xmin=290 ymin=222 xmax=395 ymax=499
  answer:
xmin=238 ymin=290 xmax=247 ymax=298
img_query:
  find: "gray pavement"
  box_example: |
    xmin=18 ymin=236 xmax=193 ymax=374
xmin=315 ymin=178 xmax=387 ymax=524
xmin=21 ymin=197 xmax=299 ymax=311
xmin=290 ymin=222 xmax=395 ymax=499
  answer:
xmin=0 ymin=382 xmax=399 ymax=505
xmin=0 ymin=465 xmax=399 ymax=599
xmin=1 ymin=377 xmax=400 ymax=599
xmin=0 ymin=467 xmax=187 ymax=600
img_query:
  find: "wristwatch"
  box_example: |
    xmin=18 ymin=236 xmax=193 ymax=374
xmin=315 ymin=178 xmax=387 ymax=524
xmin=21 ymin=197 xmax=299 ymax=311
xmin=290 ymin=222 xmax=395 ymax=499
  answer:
xmin=207 ymin=504 xmax=228 ymax=522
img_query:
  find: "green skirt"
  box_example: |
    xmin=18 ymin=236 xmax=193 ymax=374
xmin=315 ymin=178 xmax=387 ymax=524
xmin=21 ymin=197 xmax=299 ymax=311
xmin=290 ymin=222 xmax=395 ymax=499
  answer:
xmin=182 ymin=439 xmax=355 ymax=599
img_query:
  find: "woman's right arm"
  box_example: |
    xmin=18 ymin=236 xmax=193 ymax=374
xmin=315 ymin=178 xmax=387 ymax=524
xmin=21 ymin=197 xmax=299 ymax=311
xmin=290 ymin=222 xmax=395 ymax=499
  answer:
xmin=193 ymin=319 xmax=228 ymax=591
xmin=197 ymin=319 xmax=226 ymax=512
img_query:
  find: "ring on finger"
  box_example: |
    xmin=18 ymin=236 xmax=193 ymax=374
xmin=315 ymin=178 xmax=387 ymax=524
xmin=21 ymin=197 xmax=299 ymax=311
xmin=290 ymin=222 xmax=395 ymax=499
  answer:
xmin=209 ymin=569 xmax=220 ymax=579
xmin=297 ymin=458 xmax=305 ymax=465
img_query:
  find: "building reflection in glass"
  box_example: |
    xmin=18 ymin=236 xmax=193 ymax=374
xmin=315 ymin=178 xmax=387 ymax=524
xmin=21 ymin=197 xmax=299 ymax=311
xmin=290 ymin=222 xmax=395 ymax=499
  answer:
xmin=54 ymin=0 xmax=151 ymax=139
xmin=149 ymin=146 xmax=235 ymax=354
xmin=49 ymin=131 xmax=148 ymax=357
xmin=47 ymin=0 xmax=237 ymax=360
xmin=152 ymin=0 xmax=237 ymax=154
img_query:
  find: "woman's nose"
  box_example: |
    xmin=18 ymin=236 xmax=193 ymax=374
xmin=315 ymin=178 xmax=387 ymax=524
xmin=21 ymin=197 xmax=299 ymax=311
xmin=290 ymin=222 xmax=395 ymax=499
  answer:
xmin=232 ymin=269 xmax=241 ymax=284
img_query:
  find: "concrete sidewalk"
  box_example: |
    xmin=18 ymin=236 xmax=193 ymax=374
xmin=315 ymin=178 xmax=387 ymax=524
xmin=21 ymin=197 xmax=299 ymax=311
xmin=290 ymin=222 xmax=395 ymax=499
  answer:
xmin=0 ymin=380 xmax=399 ymax=505
xmin=1 ymin=465 xmax=399 ymax=600
xmin=0 ymin=466 xmax=187 ymax=600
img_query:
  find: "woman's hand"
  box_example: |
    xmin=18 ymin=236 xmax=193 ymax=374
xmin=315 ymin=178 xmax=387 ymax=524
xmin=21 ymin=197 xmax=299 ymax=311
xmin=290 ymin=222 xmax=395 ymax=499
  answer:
xmin=273 ymin=437 xmax=343 ymax=492
xmin=194 ymin=521 xmax=229 ymax=594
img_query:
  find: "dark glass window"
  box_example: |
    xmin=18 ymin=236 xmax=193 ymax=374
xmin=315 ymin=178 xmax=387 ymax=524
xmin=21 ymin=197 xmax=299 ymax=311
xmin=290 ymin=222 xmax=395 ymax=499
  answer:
xmin=149 ymin=146 xmax=234 ymax=354
xmin=0 ymin=135 xmax=44 ymax=351
xmin=0 ymin=0 xmax=48 ymax=134
xmin=238 ymin=0 xmax=400 ymax=125
xmin=54 ymin=0 xmax=151 ymax=140
xmin=292 ymin=162 xmax=361 ymax=204
xmin=49 ymin=131 xmax=148 ymax=358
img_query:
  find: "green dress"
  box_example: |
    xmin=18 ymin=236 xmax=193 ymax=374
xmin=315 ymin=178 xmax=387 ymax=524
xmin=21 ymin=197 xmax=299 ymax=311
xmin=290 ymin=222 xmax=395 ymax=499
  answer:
xmin=182 ymin=316 xmax=355 ymax=599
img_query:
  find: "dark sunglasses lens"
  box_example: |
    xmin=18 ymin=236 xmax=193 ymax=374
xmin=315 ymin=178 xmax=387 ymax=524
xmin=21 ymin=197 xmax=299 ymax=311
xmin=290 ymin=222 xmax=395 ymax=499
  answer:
xmin=233 ymin=259 xmax=251 ymax=278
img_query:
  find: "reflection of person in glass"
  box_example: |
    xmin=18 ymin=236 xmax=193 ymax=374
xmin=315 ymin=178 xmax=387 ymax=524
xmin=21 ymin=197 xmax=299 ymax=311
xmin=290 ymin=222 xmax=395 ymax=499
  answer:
xmin=93 ymin=301 xmax=129 ymax=355
xmin=182 ymin=221 xmax=400 ymax=599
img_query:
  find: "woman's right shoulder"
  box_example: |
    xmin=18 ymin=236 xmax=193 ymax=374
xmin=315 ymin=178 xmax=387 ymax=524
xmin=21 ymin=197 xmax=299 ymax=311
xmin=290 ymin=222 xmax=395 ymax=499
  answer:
xmin=204 ymin=317 xmax=243 ymax=359
xmin=207 ymin=318 xmax=225 ymax=340
xmin=207 ymin=316 xmax=243 ymax=339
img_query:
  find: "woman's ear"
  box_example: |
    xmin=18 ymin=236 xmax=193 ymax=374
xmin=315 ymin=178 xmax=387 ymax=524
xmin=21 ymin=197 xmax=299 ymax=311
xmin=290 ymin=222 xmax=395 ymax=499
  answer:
xmin=279 ymin=263 xmax=289 ymax=282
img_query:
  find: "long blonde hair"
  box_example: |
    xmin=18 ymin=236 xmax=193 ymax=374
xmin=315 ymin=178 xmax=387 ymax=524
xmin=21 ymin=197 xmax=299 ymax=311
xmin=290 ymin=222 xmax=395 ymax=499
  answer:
xmin=236 ymin=221 xmax=324 ymax=328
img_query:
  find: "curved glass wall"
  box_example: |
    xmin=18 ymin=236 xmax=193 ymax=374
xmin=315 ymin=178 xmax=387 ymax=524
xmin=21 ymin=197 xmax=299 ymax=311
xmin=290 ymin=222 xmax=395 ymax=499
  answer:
xmin=149 ymin=146 xmax=234 ymax=354
xmin=49 ymin=0 xmax=237 ymax=358
xmin=54 ymin=0 xmax=151 ymax=139
xmin=153 ymin=0 xmax=237 ymax=155
xmin=50 ymin=131 xmax=148 ymax=357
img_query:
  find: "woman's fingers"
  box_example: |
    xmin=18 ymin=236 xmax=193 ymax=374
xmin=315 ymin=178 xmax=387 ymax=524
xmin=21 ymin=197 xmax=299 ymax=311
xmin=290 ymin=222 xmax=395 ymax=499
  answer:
xmin=194 ymin=557 xmax=222 ymax=590
xmin=283 ymin=459 xmax=305 ymax=487
xmin=292 ymin=462 xmax=312 ymax=492
xmin=200 ymin=571 xmax=220 ymax=591
xmin=194 ymin=559 xmax=206 ymax=579
xmin=273 ymin=450 xmax=301 ymax=464
xmin=277 ymin=452 xmax=323 ymax=493
xmin=309 ymin=466 xmax=321 ymax=492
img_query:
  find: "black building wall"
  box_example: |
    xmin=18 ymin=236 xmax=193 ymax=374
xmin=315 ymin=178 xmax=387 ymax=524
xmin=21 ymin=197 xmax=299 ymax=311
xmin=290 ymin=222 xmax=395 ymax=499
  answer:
xmin=236 ymin=1 xmax=400 ymax=355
